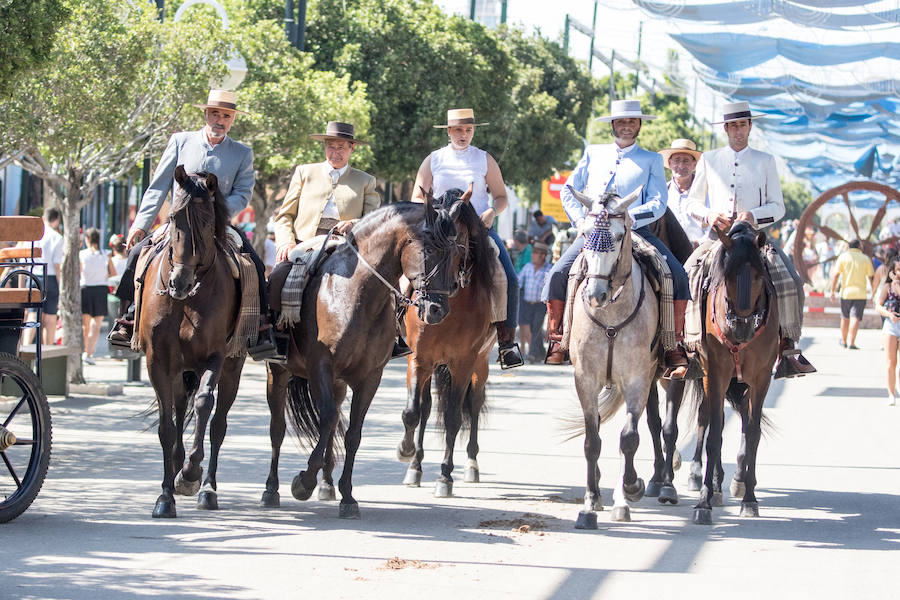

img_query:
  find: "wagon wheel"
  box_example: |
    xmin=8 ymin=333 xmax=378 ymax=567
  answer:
xmin=792 ymin=181 xmax=900 ymax=284
xmin=0 ymin=353 xmax=51 ymax=523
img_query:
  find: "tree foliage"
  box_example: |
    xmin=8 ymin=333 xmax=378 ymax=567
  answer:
xmin=0 ymin=0 xmax=70 ymax=98
xmin=781 ymin=178 xmax=814 ymax=221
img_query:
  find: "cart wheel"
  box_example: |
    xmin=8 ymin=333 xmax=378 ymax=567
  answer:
xmin=0 ymin=352 xmax=51 ymax=523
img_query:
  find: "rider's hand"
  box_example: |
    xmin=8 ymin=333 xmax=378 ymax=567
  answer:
xmin=736 ymin=211 xmax=757 ymax=227
xmin=480 ymin=208 xmax=496 ymax=229
xmin=335 ymin=220 xmax=356 ymax=235
xmin=707 ymin=212 xmax=733 ymax=232
xmin=125 ymin=228 xmax=146 ymax=252
xmin=276 ymin=242 xmax=297 ymax=263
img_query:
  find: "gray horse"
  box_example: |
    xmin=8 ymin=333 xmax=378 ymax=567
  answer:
xmin=568 ymin=186 xmax=660 ymax=528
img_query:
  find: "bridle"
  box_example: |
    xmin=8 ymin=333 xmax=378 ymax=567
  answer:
xmin=159 ymin=184 xmax=220 ymax=298
xmin=708 ymin=269 xmax=772 ymax=383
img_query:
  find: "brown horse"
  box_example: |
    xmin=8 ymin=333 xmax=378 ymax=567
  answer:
xmin=261 ymin=198 xmax=463 ymax=519
xmin=691 ymin=221 xmax=779 ymax=525
xmin=395 ymin=188 xmax=496 ymax=496
xmin=138 ymin=166 xmax=246 ymax=518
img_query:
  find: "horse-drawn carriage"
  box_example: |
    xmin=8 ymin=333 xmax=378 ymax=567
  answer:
xmin=0 ymin=216 xmax=52 ymax=523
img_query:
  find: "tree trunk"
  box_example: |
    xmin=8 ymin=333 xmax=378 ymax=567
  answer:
xmin=59 ymin=181 xmax=85 ymax=384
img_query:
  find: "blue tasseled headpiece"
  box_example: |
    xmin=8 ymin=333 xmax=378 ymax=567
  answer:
xmin=584 ymin=209 xmax=615 ymax=253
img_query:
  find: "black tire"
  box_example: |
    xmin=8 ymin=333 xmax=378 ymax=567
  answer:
xmin=0 ymin=352 xmax=51 ymax=523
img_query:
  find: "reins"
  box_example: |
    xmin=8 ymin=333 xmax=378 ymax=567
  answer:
xmin=343 ymin=237 xmax=420 ymax=309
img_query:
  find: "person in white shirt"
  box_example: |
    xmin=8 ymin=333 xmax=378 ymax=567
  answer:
xmin=25 ymin=207 xmax=64 ymax=346
xmin=659 ymin=138 xmax=706 ymax=245
xmin=685 ymin=101 xmax=815 ymax=378
xmin=79 ymin=228 xmax=115 ymax=364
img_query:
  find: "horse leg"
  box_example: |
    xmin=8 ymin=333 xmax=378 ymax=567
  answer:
xmin=150 ymin=368 xmax=179 ymax=518
xmin=731 ymin=396 xmax=750 ymax=501
xmin=711 ymin=410 xmax=726 ymax=507
xmin=292 ymin=365 xmax=339 ymax=502
xmin=175 ymin=355 xmax=224 ymax=499
xmin=693 ymin=373 xmax=727 ymax=525
xmin=318 ymin=382 xmax=346 ymax=502
xmin=464 ymin=364 xmax=487 ymax=484
xmin=398 ymin=359 xmax=423 ymax=462
xmin=739 ymin=382 xmax=769 ymax=518
xmin=405 ymin=377 xmax=432 ymax=487
xmin=611 ymin=381 xmax=650 ymax=522
xmin=659 ymin=379 xmax=684 ymax=505
xmin=688 ymin=387 xmax=708 ymax=492
xmin=337 ymin=375 xmax=381 ymax=519
xmin=574 ymin=376 xmax=602 ymax=529
xmin=645 ymin=383 xmax=665 ymax=497
xmin=435 ymin=371 xmax=468 ymax=498
xmin=198 ymin=357 xmax=243 ymax=510
xmin=261 ymin=363 xmax=290 ymax=508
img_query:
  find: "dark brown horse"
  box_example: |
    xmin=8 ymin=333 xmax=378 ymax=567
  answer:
xmin=395 ymin=188 xmax=496 ymax=496
xmin=138 ymin=166 xmax=246 ymax=518
xmin=691 ymin=221 xmax=779 ymax=525
xmin=261 ymin=199 xmax=464 ymax=519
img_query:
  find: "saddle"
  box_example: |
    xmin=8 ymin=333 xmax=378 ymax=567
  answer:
xmin=270 ymin=234 xmax=344 ymax=327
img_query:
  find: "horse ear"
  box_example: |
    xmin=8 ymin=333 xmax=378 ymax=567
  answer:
xmin=461 ymin=183 xmax=473 ymax=204
xmin=205 ymin=173 xmax=218 ymax=194
xmin=567 ymin=185 xmax=592 ymax=210
xmin=612 ymin=185 xmax=643 ymax=213
xmin=423 ymin=187 xmax=437 ymax=226
xmin=756 ymin=231 xmax=767 ymax=249
xmin=715 ymin=225 xmax=733 ymax=249
xmin=174 ymin=165 xmax=187 ymax=185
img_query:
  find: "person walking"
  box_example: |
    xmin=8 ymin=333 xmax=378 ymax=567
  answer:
xmin=412 ymin=108 xmax=524 ymax=369
xmin=79 ymin=228 xmax=115 ymax=364
xmin=829 ymin=239 xmax=875 ymax=349
xmin=511 ymin=230 xmax=532 ymax=274
xmin=874 ymin=255 xmax=900 ymax=405
xmin=517 ymin=241 xmax=552 ymax=363
xmin=25 ymin=207 xmax=64 ymax=346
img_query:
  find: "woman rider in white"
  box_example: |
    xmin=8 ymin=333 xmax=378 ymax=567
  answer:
xmin=412 ymin=108 xmax=524 ymax=369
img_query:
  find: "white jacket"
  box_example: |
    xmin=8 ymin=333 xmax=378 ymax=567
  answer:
xmin=686 ymin=146 xmax=785 ymax=229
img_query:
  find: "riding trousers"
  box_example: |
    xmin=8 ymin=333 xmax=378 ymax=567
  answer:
xmin=115 ymin=225 xmax=268 ymax=313
xmin=487 ymin=228 xmax=519 ymax=329
xmin=541 ymin=225 xmax=690 ymax=303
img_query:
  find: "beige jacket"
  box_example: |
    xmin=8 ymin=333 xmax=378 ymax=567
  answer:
xmin=274 ymin=162 xmax=381 ymax=246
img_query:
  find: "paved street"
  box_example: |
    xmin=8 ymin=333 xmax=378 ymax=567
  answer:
xmin=1 ymin=326 xmax=897 ymax=600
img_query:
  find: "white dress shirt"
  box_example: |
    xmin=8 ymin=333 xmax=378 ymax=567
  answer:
xmin=667 ymin=179 xmax=707 ymax=242
xmin=322 ymin=163 xmax=349 ymax=219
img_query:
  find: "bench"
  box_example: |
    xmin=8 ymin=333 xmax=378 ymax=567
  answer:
xmin=18 ymin=344 xmax=80 ymax=396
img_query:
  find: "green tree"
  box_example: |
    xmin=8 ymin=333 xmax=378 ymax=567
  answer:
xmin=0 ymin=0 xmax=228 ymax=381
xmin=781 ymin=178 xmax=814 ymax=221
xmin=0 ymin=0 xmax=69 ymax=98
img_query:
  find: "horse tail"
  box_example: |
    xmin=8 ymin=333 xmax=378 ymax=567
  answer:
xmin=139 ymin=372 xmax=199 ymax=433
xmin=683 ymin=378 xmax=707 ymax=439
xmin=461 ymin=373 xmax=488 ymax=433
xmin=285 ymin=376 xmax=345 ymax=457
xmin=725 ymin=379 xmax=776 ymax=436
xmin=597 ymin=385 xmax=624 ymax=425
xmin=434 ymin=364 xmax=451 ymax=432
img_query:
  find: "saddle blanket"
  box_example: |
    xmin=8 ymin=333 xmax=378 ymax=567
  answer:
xmin=278 ymin=235 xmax=344 ymax=327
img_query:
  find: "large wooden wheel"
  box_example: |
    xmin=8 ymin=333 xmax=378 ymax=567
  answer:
xmin=793 ymin=181 xmax=900 ymax=284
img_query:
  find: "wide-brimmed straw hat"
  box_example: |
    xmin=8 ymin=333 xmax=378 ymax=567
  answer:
xmin=659 ymin=138 xmax=702 ymax=167
xmin=309 ymin=121 xmax=368 ymax=145
xmin=433 ymin=108 xmax=489 ymax=129
xmin=193 ymin=89 xmax=247 ymax=114
xmin=596 ymin=99 xmax=657 ymax=122
xmin=714 ymin=101 xmax=765 ymax=124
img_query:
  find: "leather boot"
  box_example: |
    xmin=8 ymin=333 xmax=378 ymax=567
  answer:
xmin=391 ymin=336 xmax=413 ymax=359
xmin=496 ymin=322 xmax=524 ymax=369
xmin=544 ymin=299 xmax=569 ymax=365
xmin=250 ymin=313 xmax=287 ymax=362
xmin=107 ymin=301 xmax=135 ymax=349
xmin=774 ymin=337 xmax=816 ymax=379
xmin=663 ymin=299 xmax=690 ymax=380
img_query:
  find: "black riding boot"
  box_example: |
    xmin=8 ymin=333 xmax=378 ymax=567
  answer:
xmin=391 ymin=335 xmax=413 ymax=359
xmin=249 ymin=313 xmax=287 ymax=363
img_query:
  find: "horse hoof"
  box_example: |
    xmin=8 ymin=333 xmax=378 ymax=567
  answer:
xmin=291 ymin=474 xmax=315 ymax=501
xmin=152 ymin=496 xmax=176 ymax=519
xmin=658 ymin=484 xmax=678 ymax=505
xmin=574 ymin=511 xmax=598 ymax=529
xmin=712 ymin=492 xmax=723 ymax=507
xmin=730 ymin=479 xmax=746 ymax=499
xmin=339 ymin=502 xmax=361 ymax=519
xmin=174 ymin=469 xmax=202 ymax=496
xmin=464 ymin=467 xmax=480 ymax=483
xmin=396 ymin=442 xmax=415 ymax=463
xmin=611 ymin=506 xmax=631 ymax=522
xmin=624 ymin=478 xmax=645 ymax=502
xmin=260 ymin=490 xmax=280 ymax=508
xmin=672 ymin=450 xmax=682 ymax=471
xmin=693 ymin=507 xmax=713 ymax=525
xmin=403 ymin=468 xmax=422 ymax=487
xmin=317 ymin=483 xmax=336 ymax=501
xmin=197 ymin=490 xmax=218 ymax=511
xmin=434 ymin=480 xmax=453 ymax=498
xmin=740 ymin=501 xmax=759 ymax=518
xmin=645 ymin=481 xmax=663 ymax=497
xmin=687 ymin=474 xmax=702 ymax=492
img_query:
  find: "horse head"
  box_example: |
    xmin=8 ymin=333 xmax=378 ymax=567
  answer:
xmin=168 ymin=166 xmax=226 ymax=300
xmin=571 ymin=185 xmax=641 ymax=309
xmin=713 ymin=221 xmax=769 ymax=343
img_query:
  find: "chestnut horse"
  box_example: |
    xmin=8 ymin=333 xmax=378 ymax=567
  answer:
xmin=396 ymin=188 xmax=496 ymax=497
xmin=691 ymin=222 xmax=779 ymax=525
xmin=138 ymin=166 xmax=246 ymax=518
xmin=262 ymin=199 xmax=463 ymax=519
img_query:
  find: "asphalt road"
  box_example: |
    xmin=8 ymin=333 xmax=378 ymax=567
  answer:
xmin=1 ymin=326 xmax=897 ymax=600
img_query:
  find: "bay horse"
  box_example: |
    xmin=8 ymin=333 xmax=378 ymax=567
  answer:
xmin=261 ymin=198 xmax=463 ymax=519
xmin=691 ymin=221 xmax=779 ymax=525
xmin=568 ymin=186 xmax=659 ymax=528
xmin=138 ymin=166 xmax=246 ymax=518
xmin=395 ymin=188 xmax=496 ymax=497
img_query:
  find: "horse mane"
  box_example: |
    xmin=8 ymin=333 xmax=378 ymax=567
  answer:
xmin=439 ymin=189 xmax=495 ymax=292
xmin=351 ymin=201 xmax=423 ymax=239
xmin=708 ymin=221 xmax=766 ymax=291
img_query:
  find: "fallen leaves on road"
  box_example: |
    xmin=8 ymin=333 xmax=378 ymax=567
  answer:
xmin=380 ymin=557 xmax=438 ymax=570
xmin=477 ymin=512 xmax=549 ymax=533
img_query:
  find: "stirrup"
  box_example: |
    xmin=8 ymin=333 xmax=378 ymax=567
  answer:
xmin=249 ymin=327 xmax=284 ymax=362
xmin=107 ymin=324 xmax=134 ymax=349
xmin=498 ymin=342 xmax=524 ymax=370
xmin=774 ymin=352 xmax=816 ymax=379
xmin=544 ymin=340 xmax=570 ymax=365
xmin=391 ymin=336 xmax=413 ymax=359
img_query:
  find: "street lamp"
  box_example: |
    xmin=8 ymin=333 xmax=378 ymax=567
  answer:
xmin=173 ymin=0 xmax=247 ymax=90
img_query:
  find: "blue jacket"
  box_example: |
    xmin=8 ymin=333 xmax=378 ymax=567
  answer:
xmin=560 ymin=143 xmax=667 ymax=230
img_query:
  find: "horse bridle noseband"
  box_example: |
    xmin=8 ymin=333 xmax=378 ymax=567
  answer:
xmin=709 ymin=282 xmax=772 ymax=382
